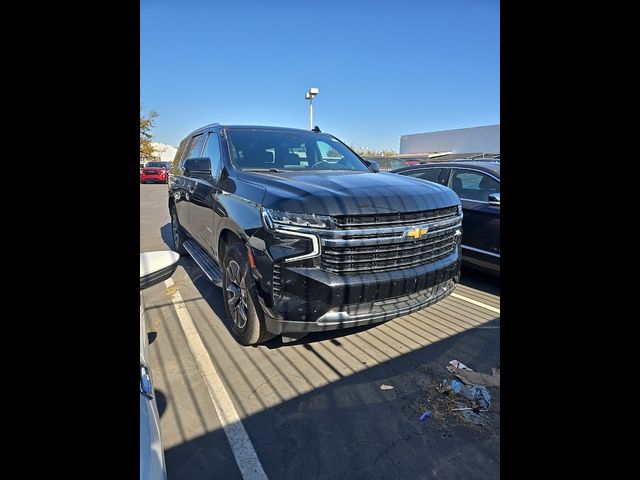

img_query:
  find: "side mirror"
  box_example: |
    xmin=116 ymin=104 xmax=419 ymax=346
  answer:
xmin=183 ymin=157 xmax=212 ymax=176
xmin=364 ymin=159 xmax=380 ymax=173
xmin=140 ymin=251 xmax=180 ymax=290
xmin=488 ymin=192 xmax=500 ymax=206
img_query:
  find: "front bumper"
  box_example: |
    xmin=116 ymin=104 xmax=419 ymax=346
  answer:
xmin=264 ymin=276 xmax=457 ymax=334
xmin=259 ymin=249 xmax=460 ymax=334
xmin=141 ymin=174 xmax=167 ymax=183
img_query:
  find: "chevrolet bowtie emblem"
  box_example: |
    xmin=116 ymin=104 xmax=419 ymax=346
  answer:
xmin=407 ymin=227 xmax=428 ymax=239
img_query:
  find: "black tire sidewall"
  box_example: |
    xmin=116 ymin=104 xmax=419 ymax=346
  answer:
xmin=222 ymin=242 xmax=267 ymax=345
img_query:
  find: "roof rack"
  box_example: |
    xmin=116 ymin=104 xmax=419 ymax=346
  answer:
xmin=463 ymin=152 xmax=500 ymax=160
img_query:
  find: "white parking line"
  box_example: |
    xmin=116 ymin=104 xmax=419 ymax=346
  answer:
xmin=450 ymin=292 xmax=500 ymax=314
xmin=165 ymin=278 xmax=268 ymax=480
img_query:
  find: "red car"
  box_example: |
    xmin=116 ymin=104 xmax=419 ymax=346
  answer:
xmin=140 ymin=161 xmax=172 ymax=184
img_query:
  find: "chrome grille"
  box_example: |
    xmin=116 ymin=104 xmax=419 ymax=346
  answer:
xmin=334 ymin=206 xmax=458 ymax=229
xmin=320 ymin=207 xmax=461 ymax=274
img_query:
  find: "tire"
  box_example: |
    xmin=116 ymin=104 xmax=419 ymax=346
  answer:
xmin=169 ymin=206 xmax=188 ymax=255
xmin=222 ymin=241 xmax=275 ymax=345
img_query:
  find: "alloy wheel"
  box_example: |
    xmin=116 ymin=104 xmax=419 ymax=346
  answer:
xmin=226 ymin=260 xmax=248 ymax=329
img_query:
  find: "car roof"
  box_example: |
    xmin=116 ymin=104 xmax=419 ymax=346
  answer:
xmin=185 ymin=124 xmax=327 ymax=138
xmin=392 ymin=160 xmax=500 ymax=176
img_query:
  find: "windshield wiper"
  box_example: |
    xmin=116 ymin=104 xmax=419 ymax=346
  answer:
xmin=244 ymin=168 xmax=283 ymax=173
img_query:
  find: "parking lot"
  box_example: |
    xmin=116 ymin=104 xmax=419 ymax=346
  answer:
xmin=140 ymin=184 xmax=500 ymax=479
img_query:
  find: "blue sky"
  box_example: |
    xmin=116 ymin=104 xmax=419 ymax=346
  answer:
xmin=141 ymin=0 xmax=499 ymax=151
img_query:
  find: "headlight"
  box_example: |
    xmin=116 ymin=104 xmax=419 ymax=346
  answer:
xmin=262 ymin=207 xmax=334 ymax=230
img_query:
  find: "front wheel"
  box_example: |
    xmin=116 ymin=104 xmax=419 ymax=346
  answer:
xmin=222 ymin=242 xmax=275 ymax=345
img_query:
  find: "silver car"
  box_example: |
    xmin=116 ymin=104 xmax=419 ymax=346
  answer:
xmin=140 ymin=251 xmax=180 ymax=480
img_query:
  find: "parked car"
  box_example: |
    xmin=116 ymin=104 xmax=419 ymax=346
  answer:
xmin=140 ymin=251 xmax=180 ymax=480
xmin=141 ymin=162 xmax=173 ymax=184
xmin=360 ymin=156 xmax=420 ymax=171
xmin=168 ymin=123 xmax=463 ymax=345
xmin=392 ymin=161 xmax=500 ymax=274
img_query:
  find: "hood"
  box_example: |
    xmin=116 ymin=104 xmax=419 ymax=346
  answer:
xmin=238 ymin=170 xmax=459 ymax=215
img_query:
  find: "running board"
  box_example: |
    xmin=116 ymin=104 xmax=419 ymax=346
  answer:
xmin=183 ymin=239 xmax=223 ymax=287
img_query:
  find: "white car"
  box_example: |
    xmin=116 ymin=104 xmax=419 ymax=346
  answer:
xmin=140 ymin=251 xmax=180 ymax=480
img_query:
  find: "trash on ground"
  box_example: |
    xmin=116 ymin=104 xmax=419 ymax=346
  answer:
xmin=453 ymin=367 xmax=500 ymax=388
xmin=380 ymin=384 xmax=394 ymax=390
xmin=462 ymin=410 xmax=488 ymax=426
xmin=419 ymin=411 xmax=432 ymax=421
xmin=446 ymin=359 xmax=472 ymax=372
xmin=412 ymin=362 xmax=499 ymax=432
xmin=439 ymin=379 xmax=491 ymax=410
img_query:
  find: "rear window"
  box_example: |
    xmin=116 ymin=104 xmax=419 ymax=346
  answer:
xmin=145 ymin=162 xmax=171 ymax=168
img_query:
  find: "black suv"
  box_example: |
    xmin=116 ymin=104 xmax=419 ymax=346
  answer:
xmin=168 ymin=124 xmax=463 ymax=345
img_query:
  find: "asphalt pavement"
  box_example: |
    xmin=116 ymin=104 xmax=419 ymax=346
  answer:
xmin=140 ymin=183 xmax=500 ymax=479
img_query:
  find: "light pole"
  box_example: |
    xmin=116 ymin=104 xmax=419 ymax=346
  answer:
xmin=305 ymin=87 xmax=319 ymax=130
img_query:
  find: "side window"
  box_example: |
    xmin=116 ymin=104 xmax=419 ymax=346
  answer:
xmin=172 ymin=138 xmax=189 ymax=171
xmin=449 ymin=169 xmax=500 ymax=202
xmin=183 ymin=134 xmax=206 ymax=161
xmin=406 ymin=168 xmax=442 ymax=183
xmin=202 ymin=132 xmax=222 ymax=176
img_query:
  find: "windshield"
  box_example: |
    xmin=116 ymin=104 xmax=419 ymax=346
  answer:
xmin=226 ymin=129 xmax=369 ymax=172
xmin=145 ymin=162 xmax=170 ymax=168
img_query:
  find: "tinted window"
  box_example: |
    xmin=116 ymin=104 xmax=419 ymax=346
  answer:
xmin=227 ymin=129 xmax=369 ymax=172
xmin=184 ymin=134 xmax=206 ymax=160
xmin=405 ymin=168 xmax=442 ymax=183
xmin=387 ymin=159 xmax=406 ymax=170
xmin=203 ymin=132 xmax=222 ymax=176
xmin=172 ymin=139 xmax=188 ymax=171
xmin=449 ymin=169 xmax=500 ymax=202
xmin=145 ymin=162 xmax=171 ymax=168
xmin=318 ymin=141 xmax=344 ymax=160
xmin=373 ymin=158 xmax=389 ymax=171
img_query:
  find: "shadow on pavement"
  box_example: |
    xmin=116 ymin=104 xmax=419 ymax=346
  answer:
xmin=154 ymin=389 xmax=167 ymax=418
xmin=180 ymin=255 xmax=500 ymax=351
xmin=164 ymin=319 xmax=500 ymax=480
xmin=459 ymin=267 xmax=500 ymax=296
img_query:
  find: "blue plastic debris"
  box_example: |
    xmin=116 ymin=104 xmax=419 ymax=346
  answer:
xmin=442 ymin=379 xmax=491 ymax=410
xmin=419 ymin=411 xmax=432 ymax=421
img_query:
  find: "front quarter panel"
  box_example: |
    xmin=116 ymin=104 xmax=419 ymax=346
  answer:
xmin=213 ymin=175 xmax=266 ymax=261
xmin=168 ymin=174 xmax=190 ymax=226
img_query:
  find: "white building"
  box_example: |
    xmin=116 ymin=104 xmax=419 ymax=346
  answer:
xmin=400 ymin=124 xmax=500 ymax=155
xmin=149 ymin=142 xmax=178 ymax=162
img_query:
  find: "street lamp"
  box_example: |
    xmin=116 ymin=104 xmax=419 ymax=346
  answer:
xmin=305 ymin=87 xmax=319 ymax=130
